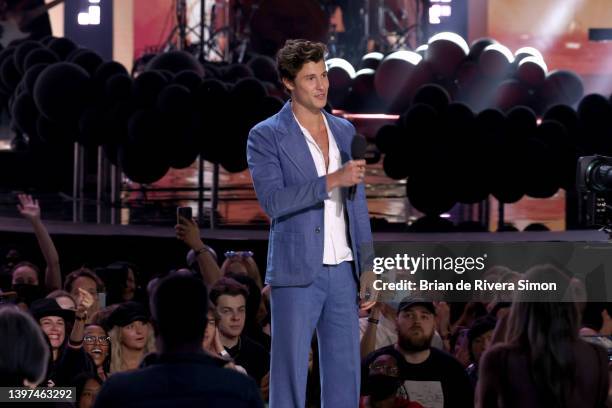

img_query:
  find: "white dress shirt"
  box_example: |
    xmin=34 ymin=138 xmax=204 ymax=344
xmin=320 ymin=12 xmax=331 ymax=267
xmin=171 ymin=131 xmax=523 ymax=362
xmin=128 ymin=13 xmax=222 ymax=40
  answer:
xmin=294 ymin=112 xmax=353 ymax=265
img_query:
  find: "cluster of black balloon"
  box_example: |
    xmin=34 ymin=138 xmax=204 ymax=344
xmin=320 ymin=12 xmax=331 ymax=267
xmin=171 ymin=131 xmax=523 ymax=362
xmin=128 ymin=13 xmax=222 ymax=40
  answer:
xmin=376 ymin=84 xmax=612 ymax=217
xmin=1 ymin=36 xmax=286 ymax=184
xmin=328 ymin=33 xmax=584 ymax=114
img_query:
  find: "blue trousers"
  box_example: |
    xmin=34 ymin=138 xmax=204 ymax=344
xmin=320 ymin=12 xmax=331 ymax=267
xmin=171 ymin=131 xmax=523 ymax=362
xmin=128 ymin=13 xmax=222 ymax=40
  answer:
xmin=269 ymin=261 xmax=360 ymax=408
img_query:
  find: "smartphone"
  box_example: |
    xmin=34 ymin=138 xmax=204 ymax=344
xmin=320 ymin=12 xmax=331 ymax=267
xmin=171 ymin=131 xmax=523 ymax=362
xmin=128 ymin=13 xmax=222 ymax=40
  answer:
xmin=98 ymin=292 xmax=106 ymax=309
xmin=177 ymin=206 xmax=192 ymax=224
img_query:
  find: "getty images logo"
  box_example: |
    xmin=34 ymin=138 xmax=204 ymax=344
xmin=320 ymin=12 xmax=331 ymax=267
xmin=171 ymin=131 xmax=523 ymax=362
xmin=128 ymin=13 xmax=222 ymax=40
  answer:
xmin=372 ymin=253 xmax=488 ymax=275
xmin=78 ymin=0 xmax=101 ymax=26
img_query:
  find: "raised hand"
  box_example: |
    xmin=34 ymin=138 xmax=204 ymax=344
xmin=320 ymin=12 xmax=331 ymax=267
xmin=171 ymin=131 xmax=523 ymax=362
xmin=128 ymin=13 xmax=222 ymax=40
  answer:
xmin=76 ymin=287 xmax=95 ymax=318
xmin=175 ymin=216 xmax=202 ymax=250
xmin=17 ymin=194 xmax=41 ymax=220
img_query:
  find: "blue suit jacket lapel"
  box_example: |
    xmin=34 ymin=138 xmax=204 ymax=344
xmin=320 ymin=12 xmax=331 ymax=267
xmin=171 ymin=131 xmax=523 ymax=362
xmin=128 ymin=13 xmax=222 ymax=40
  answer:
xmin=277 ymin=101 xmax=319 ymax=180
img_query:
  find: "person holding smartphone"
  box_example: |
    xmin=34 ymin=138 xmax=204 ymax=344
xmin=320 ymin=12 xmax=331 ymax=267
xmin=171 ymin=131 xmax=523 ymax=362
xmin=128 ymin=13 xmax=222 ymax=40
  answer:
xmin=174 ymin=207 xmax=222 ymax=287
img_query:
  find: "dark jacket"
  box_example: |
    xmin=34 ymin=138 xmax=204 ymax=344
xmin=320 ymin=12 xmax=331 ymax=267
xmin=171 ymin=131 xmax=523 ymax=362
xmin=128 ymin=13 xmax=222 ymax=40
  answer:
xmin=478 ymin=340 xmax=609 ymax=408
xmin=93 ymin=351 xmax=264 ymax=408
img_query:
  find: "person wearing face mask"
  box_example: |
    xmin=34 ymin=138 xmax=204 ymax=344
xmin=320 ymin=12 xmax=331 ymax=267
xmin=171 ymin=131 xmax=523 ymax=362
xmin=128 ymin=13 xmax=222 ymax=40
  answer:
xmin=29 ymin=288 xmax=97 ymax=387
xmin=107 ymin=301 xmax=156 ymax=373
xmin=10 ymin=194 xmax=62 ymax=307
xmin=362 ymin=299 xmax=473 ymax=408
xmin=361 ymin=353 xmax=424 ymax=408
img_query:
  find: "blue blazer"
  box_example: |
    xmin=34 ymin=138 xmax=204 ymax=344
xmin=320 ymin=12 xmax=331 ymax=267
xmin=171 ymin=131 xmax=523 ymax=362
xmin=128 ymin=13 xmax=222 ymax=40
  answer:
xmin=247 ymin=101 xmax=373 ymax=287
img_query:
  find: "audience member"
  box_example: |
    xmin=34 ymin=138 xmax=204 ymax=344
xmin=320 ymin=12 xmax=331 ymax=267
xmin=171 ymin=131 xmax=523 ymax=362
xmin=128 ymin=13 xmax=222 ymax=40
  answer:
xmin=96 ymin=262 xmax=141 ymax=305
xmin=362 ymin=299 xmax=474 ymax=408
xmin=477 ymin=264 xmax=609 ymax=407
xmin=10 ymin=195 xmax=62 ymax=303
xmin=64 ymin=268 xmax=105 ymax=321
xmin=226 ymin=272 xmax=271 ymax=351
xmin=30 ymin=291 xmax=96 ymax=386
xmin=0 ymin=305 xmax=49 ymax=387
xmin=82 ymin=324 xmax=111 ymax=381
xmin=361 ymin=301 xmax=447 ymax=359
xmin=74 ymin=373 xmax=103 ymax=408
xmin=107 ymin=301 xmax=156 ymax=373
xmin=210 ymin=277 xmax=270 ymax=387
xmin=465 ymin=316 xmax=495 ymax=388
xmin=174 ymin=215 xmax=222 ymax=286
xmin=93 ymin=273 xmax=264 ymax=407
xmin=222 ymin=251 xmax=263 ymax=289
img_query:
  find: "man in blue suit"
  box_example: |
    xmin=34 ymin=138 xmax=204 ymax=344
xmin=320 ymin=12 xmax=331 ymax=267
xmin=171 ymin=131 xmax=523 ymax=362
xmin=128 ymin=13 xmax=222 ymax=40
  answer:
xmin=247 ymin=39 xmax=374 ymax=407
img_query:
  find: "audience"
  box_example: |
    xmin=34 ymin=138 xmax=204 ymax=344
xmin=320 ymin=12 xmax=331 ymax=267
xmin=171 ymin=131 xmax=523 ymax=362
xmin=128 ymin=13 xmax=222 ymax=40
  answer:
xmin=2 ymin=194 xmax=610 ymax=408
xmin=93 ymin=274 xmax=264 ymax=407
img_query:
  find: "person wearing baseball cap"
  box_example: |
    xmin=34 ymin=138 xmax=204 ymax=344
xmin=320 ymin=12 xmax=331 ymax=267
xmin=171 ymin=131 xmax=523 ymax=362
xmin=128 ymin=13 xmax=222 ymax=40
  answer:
xmin=30 ymin=290 xmax=96 ymax=387
xmin=361 ymin=297 xmax=473 ymax=408
xmin=106 ymin=302 xmax=156 ymax=374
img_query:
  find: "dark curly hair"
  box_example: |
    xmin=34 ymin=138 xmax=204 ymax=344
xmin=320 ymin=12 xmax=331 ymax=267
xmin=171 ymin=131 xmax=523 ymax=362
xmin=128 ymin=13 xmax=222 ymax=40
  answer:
xmin=276 ymin=39 xmax=327 ymax=83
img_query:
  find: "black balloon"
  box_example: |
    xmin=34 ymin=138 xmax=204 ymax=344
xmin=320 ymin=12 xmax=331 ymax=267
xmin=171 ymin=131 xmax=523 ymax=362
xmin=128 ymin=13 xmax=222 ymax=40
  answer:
xmin=146 ymin=51 xmax=204 ymax=76
xmin=33 ymin=63 xmax=91 ymax=123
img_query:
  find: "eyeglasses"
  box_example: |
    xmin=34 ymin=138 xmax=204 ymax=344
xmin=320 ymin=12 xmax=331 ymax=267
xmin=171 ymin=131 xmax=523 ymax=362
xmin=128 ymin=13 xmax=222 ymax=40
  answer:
xmin=224 ymin=251 xmax=254 ymax=259
xmin=368 ymin=362 xmax=400 ymax=377
xmin=83 ymin=335 xmax=110 ymax=345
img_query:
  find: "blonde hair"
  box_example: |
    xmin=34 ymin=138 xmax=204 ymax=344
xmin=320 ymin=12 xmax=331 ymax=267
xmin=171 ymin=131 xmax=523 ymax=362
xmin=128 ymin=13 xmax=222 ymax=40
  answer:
xmin=108 ymin=322 xmax=156 ymax=374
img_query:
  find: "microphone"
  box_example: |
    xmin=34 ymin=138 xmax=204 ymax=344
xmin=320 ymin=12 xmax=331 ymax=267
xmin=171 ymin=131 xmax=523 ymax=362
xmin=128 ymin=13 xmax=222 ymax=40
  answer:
xmin=349 ymin=134 xmax=368 ymax=200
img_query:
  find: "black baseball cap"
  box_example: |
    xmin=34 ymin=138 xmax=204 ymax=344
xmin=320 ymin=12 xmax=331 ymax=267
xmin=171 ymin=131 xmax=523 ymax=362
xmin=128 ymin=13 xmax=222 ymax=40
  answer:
xmin=108 ymin=301 xmax=149 ymax=328
xmin=397 ymin=298 xmax=436 ymax=315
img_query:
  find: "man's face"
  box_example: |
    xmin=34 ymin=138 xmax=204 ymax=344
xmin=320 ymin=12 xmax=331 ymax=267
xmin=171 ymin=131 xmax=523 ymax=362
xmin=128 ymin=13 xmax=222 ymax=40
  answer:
xmin=396 ymin=305 xmax=435 ymax=352
xmin=216 ymin=294 xmax=246 ymax=339
xmin=283 ymin=60 xmax=329 ymax=111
